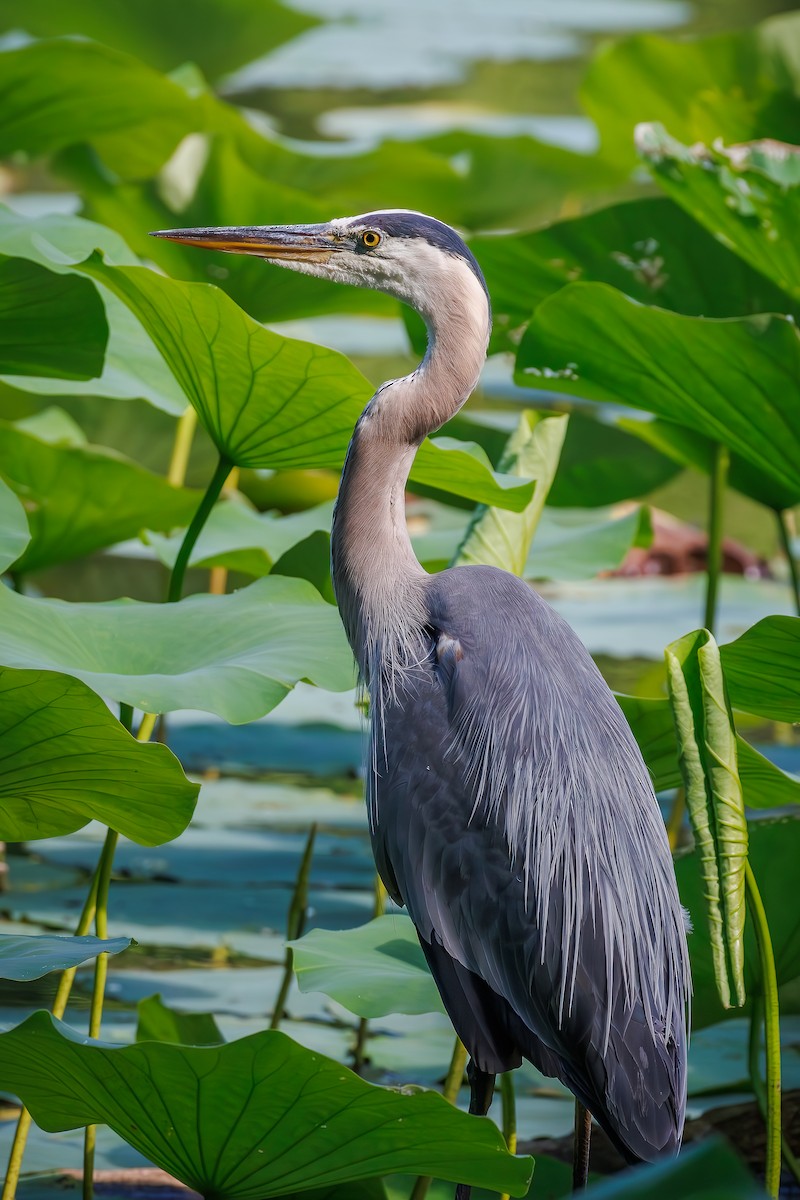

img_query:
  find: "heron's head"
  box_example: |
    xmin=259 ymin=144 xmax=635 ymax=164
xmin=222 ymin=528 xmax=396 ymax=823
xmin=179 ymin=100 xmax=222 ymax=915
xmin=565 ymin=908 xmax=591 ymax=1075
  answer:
xmin=151 ymin=210 xmax=489 ymax=324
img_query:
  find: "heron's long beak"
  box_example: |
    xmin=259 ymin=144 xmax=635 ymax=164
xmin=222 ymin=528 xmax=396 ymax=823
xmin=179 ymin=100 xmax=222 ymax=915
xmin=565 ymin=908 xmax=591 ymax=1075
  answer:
xmin=149 ymin=225 xmax=337 ymax=262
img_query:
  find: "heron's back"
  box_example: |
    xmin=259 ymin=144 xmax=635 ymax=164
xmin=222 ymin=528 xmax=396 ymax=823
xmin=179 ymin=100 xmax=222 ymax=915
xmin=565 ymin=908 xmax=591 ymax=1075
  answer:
xmin=369 ymin=564 xmax=690 ymax=1163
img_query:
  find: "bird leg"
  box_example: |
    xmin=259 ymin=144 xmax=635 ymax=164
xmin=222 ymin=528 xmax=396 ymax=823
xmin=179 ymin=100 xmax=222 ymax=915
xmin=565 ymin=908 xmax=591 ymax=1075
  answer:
xmin=454 ymin=1060 xmax=496 ymax=1200
xmin=572 ymin=1098 xmax=592 ymax=1191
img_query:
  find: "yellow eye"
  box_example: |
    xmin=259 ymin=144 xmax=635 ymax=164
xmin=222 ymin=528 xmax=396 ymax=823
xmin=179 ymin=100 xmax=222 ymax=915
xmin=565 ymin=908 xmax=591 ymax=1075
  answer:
xmin=361 ymin=230 xmax=381 ymax=249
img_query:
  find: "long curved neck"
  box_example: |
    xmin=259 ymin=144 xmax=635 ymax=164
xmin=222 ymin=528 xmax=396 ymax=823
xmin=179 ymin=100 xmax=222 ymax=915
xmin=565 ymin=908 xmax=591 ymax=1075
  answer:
xmin=331 ymin=263 xmax=491 ymax=681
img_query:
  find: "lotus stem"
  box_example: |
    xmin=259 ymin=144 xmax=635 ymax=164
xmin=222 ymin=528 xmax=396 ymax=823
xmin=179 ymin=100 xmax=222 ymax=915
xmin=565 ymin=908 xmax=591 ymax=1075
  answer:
xmin=354 ymin=875 xmax=389 ymax=1072
xmin=776 ymin=509 xmax=800 ymax=618
xmin=703 ymin=443 xmax=729 ymax=635
xmin=167 ymin=406 xmax=198 ymax=488
xmin=499 ymin=1071 xmax=518 ymax=1200
xmin=83 ymin=828 xmax=120 ymax=1200
xmin=745 ymin=861 xmax=781 ymax=1198
xmin=167 ymin=453 xmax=232 ymax=603
xmin=270 ymin=824 xmax=317 ymax=1031
xmin=750 ymin=992 xmax=800 ymax=1185
xmin=410 ymin=1038 xmax=468 ymax=1200
xmin=1 ymin=850 xmax=103 ymax=1200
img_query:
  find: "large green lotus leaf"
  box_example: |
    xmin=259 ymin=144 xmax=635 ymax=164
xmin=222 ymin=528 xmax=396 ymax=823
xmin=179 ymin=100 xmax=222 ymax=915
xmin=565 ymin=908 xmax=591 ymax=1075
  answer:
xmin=581 ymin=20 xmax=800 ymax=169
xmin=291 ymin=915 xmax=445 ymax=1019
xmin=677 ymin=813 xmax=800 ymax=1030
xmin=455 ymin=412 xmax=568 ymax=575
xmin=581 ymin=1137 xmax=762 ymax=1198
xmin=0 ymin=421 xmax=201 ymax=573
xmin=516 ymin=283 xmax=800 ymax=497
xmin=0 ymin=666 xmax=199 ymax=844
xmin=0 ymin=38 xmax=211 ymax=179
xmin=15 ymin=1181 xmax=386 ymax=1200
xmin=0 ymin=934 xmax=131 ymax=981
xmin=719 ymin=616 xmax=800 ymax=723
xmin=0 ymin=255 xmax=107 ymax=380
xmin=0 ymin=576 xmax=352 ymax=723
xmin=472 ymin=195 xmax=795 ymax=355
xmin=546 ymin=412 xmax=679 ymax=509
xmin=146 ymin=498 xmax=335 ymax=578
xmin=80 ymin=257 xmax=533 ymax=511
xmin=0 ymin=0 xmax=315 ymax=80
xmin=637 ymin=125 xmax=800 ymax=306
xmin=0 ymin=1013 xmax=533 ymax=1198
xmin=0 ymin=206 xmax=186 ymax=415
xmin=617 ymin=416 xmax=800 ymax=512
xmin=0 ymin=473 xmax=30 ymax=572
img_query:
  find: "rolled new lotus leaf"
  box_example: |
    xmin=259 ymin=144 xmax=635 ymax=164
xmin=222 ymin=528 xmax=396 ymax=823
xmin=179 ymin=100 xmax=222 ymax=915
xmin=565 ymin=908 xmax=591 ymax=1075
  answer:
xmin=665 ymin=629 xmax=748 ymax=1008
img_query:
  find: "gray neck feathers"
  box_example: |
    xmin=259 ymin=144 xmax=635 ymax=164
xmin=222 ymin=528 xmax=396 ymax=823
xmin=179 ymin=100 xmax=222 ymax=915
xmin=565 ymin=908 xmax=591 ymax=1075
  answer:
xmin=331 ymin=253 xmax=491 ymax=688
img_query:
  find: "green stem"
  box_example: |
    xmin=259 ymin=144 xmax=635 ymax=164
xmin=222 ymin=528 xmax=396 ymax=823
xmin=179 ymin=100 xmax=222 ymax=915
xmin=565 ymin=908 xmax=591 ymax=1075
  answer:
xmin=270 ymin=824 xmax=316 ymax=1032
xmin=704 ymin=443 xmax=729 ymax=636
xmin=354 ymin=876 xmax=389 ymax=1072
xmin=776 ymin=509 xmax=800 ymax=618
xmin=1 ymin=849 xmax=102 ymax=1200
xmin=167 ymin=454 xmax=232 ymax=603
xmin=745 ymin=861 xmax=781 ymax=1198
xmin=410 ymin=1039 xmax=467 ymax=1200
xmin=82 ymin=829 xmax=119 ymax=1200
xmin=499 ymin=1072 xmax=518 ymax=1200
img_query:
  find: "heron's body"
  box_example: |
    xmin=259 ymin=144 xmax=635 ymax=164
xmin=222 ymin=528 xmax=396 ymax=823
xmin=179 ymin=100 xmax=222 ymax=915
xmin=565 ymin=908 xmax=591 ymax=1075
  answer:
xmin=155 ymin=210 xmax=691 ymax=1188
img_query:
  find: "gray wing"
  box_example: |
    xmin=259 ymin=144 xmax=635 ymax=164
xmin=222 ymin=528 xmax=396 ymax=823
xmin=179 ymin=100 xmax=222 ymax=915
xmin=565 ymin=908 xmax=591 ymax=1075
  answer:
xmin=369 ymin=564 xmax=689 ymax=1164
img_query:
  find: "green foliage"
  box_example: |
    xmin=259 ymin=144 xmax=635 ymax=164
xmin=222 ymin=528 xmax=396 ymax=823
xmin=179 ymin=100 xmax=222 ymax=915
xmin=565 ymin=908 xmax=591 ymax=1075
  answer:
xmin=0 ymin=256 xmax=107 ymax=380
xmin=638 ymin=125 xmax=800 ymax=305
xmin=0 ymin=934 xmax=131 ymax=981
xmin=0 ymin=474 xmax=30 ymax=572
xmin=136 ymin=994 xmax=223 ymax=1046
xmin=0 ymin=576 xmax=352 ymax=723
xmin=291 ymin=915 xmax=445 ymax=1019
xmin=666 ymin=630 xmax=748 ymax=1009
xmin=720 ymin=617 xmax=800 ymax=722
xmin=0 ymin=421 xmax=201 ymax=573
xmin=581 ymin=1137 xmax=765 ymax=1198
xmin=517 ymin=283 xmax=800 ymax=497
xmin=0 ymin=666 xmax=198 ymax=843
xmin=0 ymin=1013 xmax=533 ymax=1198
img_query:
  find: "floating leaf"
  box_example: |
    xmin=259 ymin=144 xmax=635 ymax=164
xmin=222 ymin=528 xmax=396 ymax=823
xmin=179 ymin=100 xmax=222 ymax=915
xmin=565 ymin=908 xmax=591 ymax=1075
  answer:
xmin=665 ymin=630 xmax=748 ymax=1009
xmin=80 ymin=255 xmax=533 ymax=511
xmin=0 ymin=421 xmax=201 ymax=573
xmin=455 ymin=412 xmax=567 ymax=574
xmin=0 ymin=666 xmax=199 ymax=844
xmin=0 ymin=1013 xmax=533 ymax=1198
xmin=0 ymin=255 xmax=107 ymax=380
xmin=637 ymin=124 xmax=800 ymax=306
xmin=0 ymin=934 xmax=131 ymax=982
xmin=291 ymin=915 xmax=444 ymax=1019
xmin=136 ymin=994 xmax=223 ymax=1046
xmin=0 ymin=575 xmax=352 ymax=723
xmin=0 ymin=474 xmax=30 ymax=572
xmin=516 ymin=283 xmax=800 ymax=497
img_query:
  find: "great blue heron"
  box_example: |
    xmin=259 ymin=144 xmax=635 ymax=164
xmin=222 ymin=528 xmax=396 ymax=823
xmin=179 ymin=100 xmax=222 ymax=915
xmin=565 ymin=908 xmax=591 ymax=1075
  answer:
xmin=153 ymin=212 xmax=691 ymax=1196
